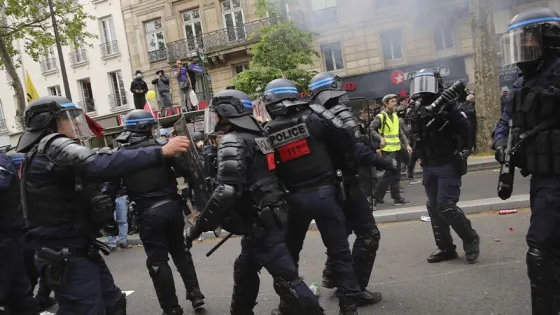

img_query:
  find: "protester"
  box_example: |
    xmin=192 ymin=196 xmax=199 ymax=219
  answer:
xmin=130 ymin=70 xmax=148 ymax=109
xmin=152 ymin=69 xmax=174 ymax=117
xmin=173 ymin=60 xmax=195 ymax=112
xmin=107 ymin=192 xmax=133 ymax=252
xmin=461 ymin=94 xmax=477 ymax=152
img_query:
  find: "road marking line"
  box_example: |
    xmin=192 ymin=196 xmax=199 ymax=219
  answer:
xmin=123 ymin=290 xmax=135 ymax=296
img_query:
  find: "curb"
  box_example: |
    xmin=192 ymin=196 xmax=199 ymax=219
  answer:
xmin=118 ymin=193 xmax=528 ymax=246
xmin=406 ymin=160 xmax=499 ymax=179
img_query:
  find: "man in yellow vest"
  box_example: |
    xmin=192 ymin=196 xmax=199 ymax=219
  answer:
xmin=369 ymin=94 xmax=413 ymax=208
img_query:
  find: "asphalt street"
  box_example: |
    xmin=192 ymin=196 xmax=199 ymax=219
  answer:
xmin=374 ymin=167 xmax=530 ymax=210
xmin=39 ymin=210 xmax=532 ymax=315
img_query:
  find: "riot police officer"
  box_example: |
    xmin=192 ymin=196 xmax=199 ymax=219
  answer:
xmin=16 ymin=96 xmax=191 ymax=315
xmin=186 ymin=89 xmax=324 ymax=315
xmin=0 ymin=150 xmax=37 ymax=315
xmin=308 ymin=72 xmax=397 ymax=303
xmin=493 ymin=8 xmax=560 ymax=314
xmin=264 ymin=78 xmax=379 ymax=315
xmin=113 ymin=109 xmax=205 ymax=315
xmin=408 ymin=70 xmax=480 ymax=264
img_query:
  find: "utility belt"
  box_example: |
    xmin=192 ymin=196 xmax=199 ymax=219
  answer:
xmin=251 ymin=201 xmax=289 ymax=239
xmin=34 ymin=239 xmax=110 ymax=289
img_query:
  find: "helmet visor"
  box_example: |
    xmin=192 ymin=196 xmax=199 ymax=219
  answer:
xmin=204 ymin=106 xmax=218 ymax=134
xmin=499 ymin=27 xmax=543 ymax=66
xmin=409 ymin=74 xmax=439 ymax=95
xmin=56 ymin=108 xmax=94 ymax=140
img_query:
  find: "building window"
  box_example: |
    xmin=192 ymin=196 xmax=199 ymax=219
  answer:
xmin=311 ymin=0 xmax=337 ymax=24
xmin=145 ymin=19 xmax=166 ymax=53
xmin=222 ymin=0 xmax=245 ymax=41
xmin=47 ymin=85 xmax=62 ymax=96
xmin=433 ymin=26 xmax=454 ymax=50
xmin=40 ymin=47 xmax=57 ymax=73
xmin=99 ymin=16 xmax=119 ymax=56
xmin=267 ymin=1 xmax=290 ymax=24
xmin=108 ymin=71 xmax=127 ymax=109
xmin=380 ymin=30 xmax=403 ymax=60
xmin=320 ymin=41 xmax=344 ymax=71
xmin=182 ymin=9 xmax=203 ymax=50
xmin=232 ymin=63 xmax=249 ymax=76
xmin=78 ymin=78 xmax=96 ymax=113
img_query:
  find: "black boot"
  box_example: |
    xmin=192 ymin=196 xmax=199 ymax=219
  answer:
xmin=162 ymin=306 xmax=183 ymax=315
xmin=426 ymin=201 xmax=457 ymax=263
xmin=439 ymin=205 xmax=479 ymax=262
xmin=172 ymin=249 xmax=205 ymax=309
xmin=427 ymin=248 xmax=459 ymax=263
xmin=322 ymin=257 xmax=337 ymax=289
xmin=464 ymin=233 xmax=480 ymax=263
xmin=356 ymin=289 xmax=382 ymax=306
xmin=147 ymin=261 xmax=181 ymax=313
xmin=338 ymin=296 xmax=359 ymax=315
xmin=106 ymin=293 xmax=127 ymax=315
xmin=230 ymin=257 xmax=260 ymax=315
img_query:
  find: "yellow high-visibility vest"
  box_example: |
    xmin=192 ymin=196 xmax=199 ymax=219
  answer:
xmin=376 ymin=111 xmax=401 ymax=152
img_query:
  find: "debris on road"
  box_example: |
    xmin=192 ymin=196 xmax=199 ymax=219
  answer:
xmin=309 ymin=282 xmax=320 ymax=296
xmin=494 ymin=239 xmax=501 ymax=242
xmin=499 ymin=209 xmax=518 ymax=215
xmin=421 ymin=216 xmax=431 ymax=222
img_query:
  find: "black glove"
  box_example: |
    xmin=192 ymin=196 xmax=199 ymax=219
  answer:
xmin=461 ymin=149 xmax=471 ymax=160
xmin=494 ymin=138 xmax=508 ymax=164
xmin=185 ymin=224 xmax=200 ymax=249
xmin=385 ymin=158 xmax=398 ymax=172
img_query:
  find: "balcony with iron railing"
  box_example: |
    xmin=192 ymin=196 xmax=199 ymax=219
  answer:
xmin=108 ymin=93 xmax=127 ymax=110
xmin=40 ymin=58 xmax=58 ymax=74
xmin=148 ymin=48 xmax=168 ymax=63
xmin=78 ymin=99 xmax=96 ymax=113
xmin=69 ymin=49 xmax=88 ymax=66
xmin=100 ymin=40 xmax=120 ymax=58
xmin=166 ymin=18 xmax=270 ymax=61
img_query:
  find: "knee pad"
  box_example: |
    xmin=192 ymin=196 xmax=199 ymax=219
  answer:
xmin=233 ymin=257 xmax=260 ymax=282
xmin=355 ymin=228 xmax=380 ymax=254
xmin=329 ymin=249 xmax=353 ymax=262
xmin=146 ymin=258 xmax=166 ymax=277
xmin=273 ymin=277 xmax=302 ymax=304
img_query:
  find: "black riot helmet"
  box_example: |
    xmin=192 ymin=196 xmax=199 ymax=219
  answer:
xmin=263 ymin=79 xmax=307 ymax=119
xmin=409 ymin=69 xmax=444 ymax=97
xmin=16 ymin=96 xmax=94 ymax=153
xmin=309 ymin=72 xmax=348 ymax=108
xmin=204 ymin=89 xmax=261 ymax=133
xmin=500 ymin=7 xmax=560 ymax=69
xmin=123 ymin=110 xmax=157 ymax=135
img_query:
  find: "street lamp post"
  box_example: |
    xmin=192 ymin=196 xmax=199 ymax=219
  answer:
xmin=47 ymin=0 xmax=72 ymax=101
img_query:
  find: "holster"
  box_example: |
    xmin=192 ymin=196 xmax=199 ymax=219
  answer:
xmin=453 ymin=153 xmax=468 ymax=176
xmin=35 ymin=248 xmax=73 ymax=290
xmin=90 ymin=194 xmax=115 ymax=225
xmin=252 ymin=202 xmax=289 ymax=239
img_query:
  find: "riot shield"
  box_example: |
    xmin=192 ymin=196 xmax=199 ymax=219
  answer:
xmin=173 ymin=116 xmax=211 ymax=212
xmin=347 ymin=97 xmax=377 ymax=211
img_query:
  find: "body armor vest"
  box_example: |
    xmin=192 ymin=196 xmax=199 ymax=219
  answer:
xmin=328 ymin=104 xmax=361 ymax=176
xmin=22 ymin=147 xmax=89 ymax=228
xmin=410 ymin=103 xmax=458 ymax=165
xmin=509 ymin=60 xmax=560 ymax=175
xmin=121 ymin=137 xmax=176 ymax=200
xmin=265 ymin=108 xmax=334 ymax=189
xmin=0 ymin=164 xmax=23 ymax=231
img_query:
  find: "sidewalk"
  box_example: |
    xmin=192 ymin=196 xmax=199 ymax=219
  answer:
xmin=409 ymin=155 xmax=498 ymax=177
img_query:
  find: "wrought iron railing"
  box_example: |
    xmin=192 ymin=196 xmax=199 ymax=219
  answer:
xmin=148 ymin=48 xmax=167 ymax=63
xmin=78 ymin=99 xmax=96 ymax=113
xmin=108 ymin=93 xmax=127 ymax=109
xmin=166 ymin=18 xmax=270 ymax=61
xmin=40 ymin=58 xmax=58 ymax=73
xmin=100 ymin=40 xmax=120 ymax=58
xmin=69 ymin=49 xmax=88 ymax=66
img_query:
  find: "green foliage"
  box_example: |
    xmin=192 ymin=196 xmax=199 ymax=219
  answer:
xmin=0 ymin=0 xmax=96 ymax=68
xmin=233 ymin=0 xmax=318 ymax=98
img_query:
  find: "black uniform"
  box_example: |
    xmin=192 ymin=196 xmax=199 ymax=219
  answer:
xmin=16 ymin=96 xmax=175 ymax=315
xmin=408 ymin=71 xmax=480 ymax=264
xmin=493 ymin=8 xmax=560 ymax=314
xmin=308 ymin=72 xmax=395 ymax=302
xmin=264 ymin=79 xmax=379 ymax=315
xmin=187 ymin=89 xmax=323 ymax=315
xmin=0 ymin=152 xmax=37 ymax=315
xmin=112 ymin=110 xmax=204 ymax=315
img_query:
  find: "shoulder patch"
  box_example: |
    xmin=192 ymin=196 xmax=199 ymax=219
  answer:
xmin=255 ymin=137 xmax=274 ymax=154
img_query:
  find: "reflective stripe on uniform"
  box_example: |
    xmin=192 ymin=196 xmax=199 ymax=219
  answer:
xmin=376 ymin=112 xmax=401 ymax=152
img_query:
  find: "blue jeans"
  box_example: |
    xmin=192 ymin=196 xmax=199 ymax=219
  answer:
xmin=108 ymin=195 xmax=129 ymax=248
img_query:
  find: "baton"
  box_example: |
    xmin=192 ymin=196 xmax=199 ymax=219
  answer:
xmin=206 ymin=232 xmax=234 ymax=257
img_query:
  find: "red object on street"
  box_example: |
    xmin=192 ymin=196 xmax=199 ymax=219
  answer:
xmin=499 ymin=209 xmax=518 ymax=215
xmin=509 ymin=227 xmax=515 ymax=232
xmin=85 ymin=114 xmax=104 ymax=137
